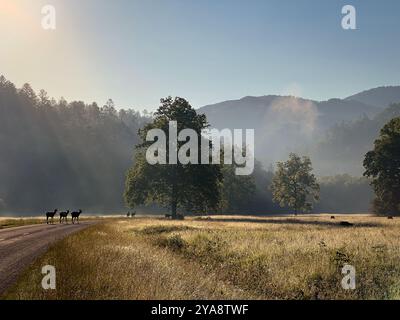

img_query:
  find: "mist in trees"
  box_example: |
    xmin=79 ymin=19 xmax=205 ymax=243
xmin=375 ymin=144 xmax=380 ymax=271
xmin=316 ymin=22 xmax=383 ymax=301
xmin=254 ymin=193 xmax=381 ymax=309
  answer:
xmin=218 ymin=162 xmax=256 ymax=213
xmin=0 ymin=75 xmax=150 ymax=214
xmin=0 ymin=76 xmax=385 ymax=216
xmin=315 ymin=175 xmax=373 ymax=213
xmin=313 ymin=103 xmax=400 ymax=175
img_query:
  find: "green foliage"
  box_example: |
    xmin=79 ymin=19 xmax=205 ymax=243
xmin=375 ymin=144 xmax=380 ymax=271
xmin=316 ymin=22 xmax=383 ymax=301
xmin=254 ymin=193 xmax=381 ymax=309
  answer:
xmin=219 ymin=164 xmax=256 ymax=213
xmin=124 ymin=96 xmax=222 ymax=217
xmin=315 ymin=175 xmax=373 ymax=213
xmin=271 ymin=153 xmax=319 ymax=215
xmin=363 ymin=117 xmax=400 ymax=215
xmin=0 ymin=76 xmax=150 ymax=213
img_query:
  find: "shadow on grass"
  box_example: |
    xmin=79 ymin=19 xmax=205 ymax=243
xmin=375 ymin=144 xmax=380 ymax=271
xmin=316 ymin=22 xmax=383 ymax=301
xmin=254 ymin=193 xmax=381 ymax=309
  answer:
xmin=198 ymin=217 xmax=382 ymax=228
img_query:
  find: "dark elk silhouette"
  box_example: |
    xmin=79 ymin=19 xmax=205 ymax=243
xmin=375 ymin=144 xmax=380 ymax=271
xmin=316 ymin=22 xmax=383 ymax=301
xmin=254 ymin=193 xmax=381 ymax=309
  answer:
xmin=59 ymin=210 xmax=69 ymax=224
xmin=71 ymin=210 xmax=82 ymax=224
xmin=127 ymin=211 xmax=136 ymax=218
xmin=46 ymin=209 xmax=58 ymax=224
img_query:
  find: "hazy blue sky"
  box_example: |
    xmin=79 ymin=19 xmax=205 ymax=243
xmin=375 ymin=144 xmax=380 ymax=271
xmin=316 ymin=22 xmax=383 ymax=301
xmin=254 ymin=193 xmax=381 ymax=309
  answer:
xmin=1 ymin=0 xmax=399 ymax=111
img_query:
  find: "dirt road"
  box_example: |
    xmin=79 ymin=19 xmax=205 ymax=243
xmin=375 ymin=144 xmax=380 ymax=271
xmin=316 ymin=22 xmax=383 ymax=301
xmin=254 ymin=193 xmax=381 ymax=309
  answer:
xmin=0 ymin=221 xmax=98 ymax=296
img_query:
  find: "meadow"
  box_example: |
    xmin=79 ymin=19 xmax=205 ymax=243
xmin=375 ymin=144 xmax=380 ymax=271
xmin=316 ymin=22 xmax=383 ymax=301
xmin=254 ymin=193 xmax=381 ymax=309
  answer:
xmin=0 ymin=217 xmax=43 ymax=229
xmin=3 ymin=215 xmax=400 ymax=300
xmin=0 ymin=216 xmax=116 ymax=229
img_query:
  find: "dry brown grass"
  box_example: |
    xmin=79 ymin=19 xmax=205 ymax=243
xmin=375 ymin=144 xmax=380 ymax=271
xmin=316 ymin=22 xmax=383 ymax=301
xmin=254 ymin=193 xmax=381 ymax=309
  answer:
xmin=0 ymin=215 xmax=122 ymax=229
xmin=4 ymin=215 xmax=400 ymax=300
xmin=0 ymin=218 xmax=43 ymax=229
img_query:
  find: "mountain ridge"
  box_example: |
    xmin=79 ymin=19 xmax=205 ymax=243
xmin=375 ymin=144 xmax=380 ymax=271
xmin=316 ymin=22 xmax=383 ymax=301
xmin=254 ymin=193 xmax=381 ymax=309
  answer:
xmin=345 ymin=85 xmax=400 ymax=108
xmin=199 ymin=85 xmax=400 ymax=112
xmin=197 ymin=86 xmax=400 ymax=174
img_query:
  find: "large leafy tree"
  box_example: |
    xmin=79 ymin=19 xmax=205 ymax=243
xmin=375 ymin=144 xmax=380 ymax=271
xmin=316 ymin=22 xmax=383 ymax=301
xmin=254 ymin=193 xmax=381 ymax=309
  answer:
xmin=271 ymin=153 xmax=319 ymax=215
xmin=363 ymin=117 xmax=400 ymax=215
xmin=124 ymin=96 xmax=222 ymax=218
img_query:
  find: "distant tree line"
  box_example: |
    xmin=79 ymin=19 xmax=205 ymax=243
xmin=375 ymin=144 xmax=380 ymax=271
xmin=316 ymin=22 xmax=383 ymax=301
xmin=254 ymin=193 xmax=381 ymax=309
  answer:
xmin=314 ymin=103 xmax=400 ymax=175
xmin=0 ymin=76 xmax=390 ymax=215
xmin=124 ymin=96 xmax=377 ymax=216
xmin=0 ymin=75 xmax=150 ymax=214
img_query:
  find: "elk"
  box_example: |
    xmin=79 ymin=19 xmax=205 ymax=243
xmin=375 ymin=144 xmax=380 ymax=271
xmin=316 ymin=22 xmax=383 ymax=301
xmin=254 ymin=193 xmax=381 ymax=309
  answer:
xmin=71 ymin=210 xmax=82 ymax=224
xmin=59 ymin=210 xmax=69 ymax=224
xmin=46 ymin=209 xmax=58 ymax=224
xmin=340 ymin=221 xmax=354 ymax=227
xmin=127 ymin=211 xmax=136 ymax=218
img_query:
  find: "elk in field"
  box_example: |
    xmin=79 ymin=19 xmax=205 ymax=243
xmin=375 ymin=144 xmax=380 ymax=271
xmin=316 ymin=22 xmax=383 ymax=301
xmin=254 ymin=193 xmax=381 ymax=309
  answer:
xmin=127 ymin=211 xmax=136 ymax=218
xmin=340 ymin=221 xmax=354 ymax=227
xmin=46 ymin=209 xmax=58 ymax=224
xmin=59 ymin=210 xmax=69 ymax=224
xmin=71 ymin=210 xmax=82 ymax=224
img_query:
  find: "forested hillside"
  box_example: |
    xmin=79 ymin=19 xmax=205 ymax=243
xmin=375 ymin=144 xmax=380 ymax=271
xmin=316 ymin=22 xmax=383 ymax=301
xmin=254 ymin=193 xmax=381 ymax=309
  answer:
xmin=313 ymin=103 xmax=400 ymax=175
xmin=198 ymin=95 xmax=379 ymax=168
xmin=0 ymin=76 xmax=149 ymax=214
xmin=2 ymin=76 xmax=397 ymax=215
xmin=345 ymin=86 xmax=400 ymax=109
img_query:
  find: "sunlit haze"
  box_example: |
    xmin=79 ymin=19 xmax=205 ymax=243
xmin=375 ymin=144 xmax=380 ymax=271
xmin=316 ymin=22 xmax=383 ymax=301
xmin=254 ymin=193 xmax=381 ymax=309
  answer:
xmin=1 ymin=0 xmax=400 ymax=111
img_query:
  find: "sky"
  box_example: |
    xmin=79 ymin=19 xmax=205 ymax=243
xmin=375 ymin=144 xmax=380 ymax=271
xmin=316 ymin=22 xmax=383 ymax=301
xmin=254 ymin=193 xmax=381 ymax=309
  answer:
xmin=1 ymin=0 xmax=399 ymax=112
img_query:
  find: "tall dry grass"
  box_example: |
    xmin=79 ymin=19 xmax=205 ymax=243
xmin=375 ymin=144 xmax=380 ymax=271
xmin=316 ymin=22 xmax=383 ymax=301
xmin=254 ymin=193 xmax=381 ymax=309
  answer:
xmin=0 ymin=218 xmax=43 ymax=229
xmin=4 ymin=215 xmax=400 ymax=300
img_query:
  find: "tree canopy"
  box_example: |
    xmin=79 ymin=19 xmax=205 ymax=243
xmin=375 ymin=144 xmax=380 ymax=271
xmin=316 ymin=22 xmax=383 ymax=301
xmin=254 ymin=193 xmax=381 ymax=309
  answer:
xmin=124 ymin=97 xmax=222 ymax=218
xmin=0 ymin=75 xmax=381 ymax=215
xmin=363 ymin=117 xmax=400 ymax=215
xmin=271 ymin=153 xmax=319 ymax=215
xmin=0 ymin=75 xmax=150 ymax=213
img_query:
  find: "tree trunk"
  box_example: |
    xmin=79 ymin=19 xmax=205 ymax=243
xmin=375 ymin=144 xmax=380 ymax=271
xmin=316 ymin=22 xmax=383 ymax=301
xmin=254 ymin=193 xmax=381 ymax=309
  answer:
xmin=171 ymin=167 xmax=178 ymax=219
xmin=293 ymin=183 xmax=298 ymax=216
xmin=171 ymin=197 xmax=177 ymax=219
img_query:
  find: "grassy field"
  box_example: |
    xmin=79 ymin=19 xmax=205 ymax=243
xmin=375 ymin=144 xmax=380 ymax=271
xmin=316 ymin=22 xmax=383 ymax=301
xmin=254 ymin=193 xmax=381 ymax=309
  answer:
xmin=0 ymin=217 xmax=43 ymax=229
xmin=3 ymin=215 xmax=400 ymax=300
xmin=0 ymin=215 xmax=120 ymax=229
